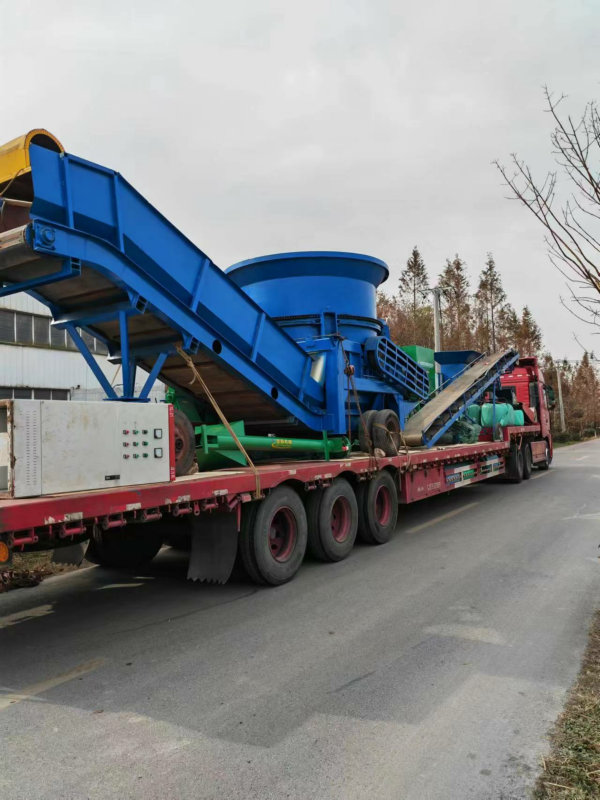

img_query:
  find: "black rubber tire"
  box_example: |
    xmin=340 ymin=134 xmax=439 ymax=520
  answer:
xmin=356 ymin=470 xmax=399 ymax=545
xmin=358 ymin=410 xmax=378 ymax=453
xmin=86 ymin=522 xmax=164 ymax=568
xmin=537 ymin=439 xmax=552 ymax=471
xmin=238 ymin=502 xmax=265 ymax=585
xmin=173 ymin=408 xmax=196 ymax=477
xmin=372 ymin=409 xmax=401 ymax=456
xmin=238 ymin=486 xmax=308 ymax=586
xmin=306 ymin=478 xmax=358 ymax=562
xmin=505 ymin=442 xmax=524 ymax=483
xmin=522 ymin=443 xmax=533 ymax=480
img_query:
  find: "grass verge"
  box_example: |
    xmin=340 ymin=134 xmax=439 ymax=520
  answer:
xmin=554 ymin=437 xmax=598 ymax=449
xmin=534 ymin=610 xmax=600 ymax=798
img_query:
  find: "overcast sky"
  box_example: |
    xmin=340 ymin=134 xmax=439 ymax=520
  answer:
xmin=3 ymin=0 xmax=599 ymax=359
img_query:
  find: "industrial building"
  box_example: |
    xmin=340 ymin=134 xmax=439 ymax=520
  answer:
xmin=0 ymin=295 xmax=164 ymax=401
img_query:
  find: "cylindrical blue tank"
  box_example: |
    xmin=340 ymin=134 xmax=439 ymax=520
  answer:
xmin=226 ymin=251 xmax=389 ymax=343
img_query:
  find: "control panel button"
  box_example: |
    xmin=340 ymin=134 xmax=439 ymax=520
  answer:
xmin=154 ymin=428 xmax=163 ymax=439
xmin=123 ymin=454 xmax=130 ymax=459
xmin=154 ymin=447 xmax=163 ymax=458
xmin=123 ymin=442 xmax=129 ymax=447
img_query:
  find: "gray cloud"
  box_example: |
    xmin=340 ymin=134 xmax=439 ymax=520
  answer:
xmin=2 ymin=0 xmax=599 ymax=358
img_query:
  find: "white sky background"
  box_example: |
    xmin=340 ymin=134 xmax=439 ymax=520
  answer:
xmin=2 ymin=0 xmax=599 ymax=359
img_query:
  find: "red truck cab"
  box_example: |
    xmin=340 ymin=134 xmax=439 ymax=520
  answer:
xmin=500 ymin=356 xmax=553 ymax=462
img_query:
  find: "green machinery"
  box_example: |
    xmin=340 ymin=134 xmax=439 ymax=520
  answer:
xmin=400 ymin=346 xmax=436 ymax=394
xmin=166 ymin=388 xmax=350 ymax=470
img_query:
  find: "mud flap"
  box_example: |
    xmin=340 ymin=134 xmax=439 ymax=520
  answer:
xmin=187 ymin=511 xmax=238 ymax=584
xmin=51 ymin=542 xmax=87 ymax=566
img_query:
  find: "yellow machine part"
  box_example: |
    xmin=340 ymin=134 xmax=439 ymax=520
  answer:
xmin=0 ymin=129 xmax=63 ymax=195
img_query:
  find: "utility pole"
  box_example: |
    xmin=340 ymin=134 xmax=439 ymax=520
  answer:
xmin=556 ymin=366 xmax=566 ymax=433
xmin=431 ymin=287 xmax=442 ymax=390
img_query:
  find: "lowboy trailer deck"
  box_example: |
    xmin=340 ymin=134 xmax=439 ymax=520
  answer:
xmin=0 ymin=419 xmax=551 ymax=585
xmin=0 ymin=131 xmax=553 ymax=585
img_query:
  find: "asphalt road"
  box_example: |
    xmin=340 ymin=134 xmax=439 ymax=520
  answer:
xmin=1 ymin=441 xmax=600 ymax=800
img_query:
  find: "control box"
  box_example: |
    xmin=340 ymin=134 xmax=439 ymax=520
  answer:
xmin=0 ymin=400 xmax=173 ymax=498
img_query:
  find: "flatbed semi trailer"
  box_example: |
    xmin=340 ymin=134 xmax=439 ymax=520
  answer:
xmin=0 ymin=131 xmax=553 ymax=586
xmin=0 ymin=418 xmax=551 ymax=586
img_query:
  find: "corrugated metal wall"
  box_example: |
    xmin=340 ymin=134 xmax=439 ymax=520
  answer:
xmin=0 ymin=296 xmax=165 ymax=401
xmin=0 ymin=344 xmax=115 ymax=389
xmin=0 ymin=294 xmax=47 ymax=314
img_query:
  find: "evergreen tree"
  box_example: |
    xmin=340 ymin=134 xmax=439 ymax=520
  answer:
xmin=397 ymin=246 xmax=433 ymax=347
xmin=438 ymin=255 xmax=472 ymax=350
xmin=473 ymin=254 xmax=506 ymax=351
xmin=399 ymin=247 xmax=429 ymax=317
xmin=516 ymin=306 xmax=543 ymax=355
xmin=496 ymin=304 xmax=520 ymax=350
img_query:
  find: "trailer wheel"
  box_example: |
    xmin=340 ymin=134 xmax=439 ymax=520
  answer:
xmin=173 ymin=409 xmax=196 ymax=477
xmin=538 ymin=439 xmax=552 ymax=471
xmin=238 ymin=502 xmax=264 ymax=585
xmin=85 ymin=523 xmax=164 ymax=568
xmin=522 ymin=443 xmax=533 ymax=480
xmin=358 ymin=410 xmax=378 ymax=453
xmin=306 ymin=478 xmax=358 ymax=562
xmin=505 ymin=442 xmax=524 ymax=483
xmin=356 ymin=470 xmax=398 ymax=545
xmin=239 ymin=486 xmax=307 ymax=585
xmin=372 ymin=410 xmax=402 ymax=456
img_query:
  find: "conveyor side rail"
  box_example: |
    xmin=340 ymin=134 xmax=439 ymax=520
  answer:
xmin=402 ymin=349 xmax=520 ymax=447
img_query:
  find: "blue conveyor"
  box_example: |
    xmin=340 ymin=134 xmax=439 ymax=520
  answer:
xmin=0 ymin=133 xmax=429 ymax=436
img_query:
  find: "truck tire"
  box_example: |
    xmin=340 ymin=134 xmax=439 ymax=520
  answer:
xmin=86 ymin=523 xmax=164 ymax=568
xmin=356 ymin=470 xmax=398 ymax=545
xmin=522 ymin=443 xmax=533 ymax=480
xmin=358 ymin=410 xmax=378 ymax=453
xmin=238 ymin=502 xmax=264 ymax=585
xmin=173 ymin=408 xmax=196 ymax=477
xmin=505 ymin=442 xmax=524 ymax=483
xmin=538 ymin=439 xmax=552 ymax=471
xmin=372 ymin=409 xmax=401 ymax=456
xmin=238 ymin=486 xmax=307 ymax=586
xmin=306 ymin=478 xmax=358 ymax=562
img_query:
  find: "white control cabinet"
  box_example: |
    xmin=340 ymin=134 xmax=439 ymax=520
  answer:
xmin=0 ymin=400 xmax=172 ymax=498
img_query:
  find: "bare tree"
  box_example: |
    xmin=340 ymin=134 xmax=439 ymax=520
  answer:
xmin=495 ymin=87 xmax=600 ymax=328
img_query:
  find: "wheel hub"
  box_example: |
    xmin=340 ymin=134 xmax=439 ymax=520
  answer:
xmin=375 ymin=486 xmax=392 ymax=526
xmin=330 ymin=496 xmax=352 ymax=542
xmin=268 ymin=507 xmax=297 ymax=562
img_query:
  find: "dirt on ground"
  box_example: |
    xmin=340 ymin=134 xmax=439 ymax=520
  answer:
xmin=0 ymin=551 xmax=81 ymax=593
xmin=534 ymin=610 xmax=600 ymax=799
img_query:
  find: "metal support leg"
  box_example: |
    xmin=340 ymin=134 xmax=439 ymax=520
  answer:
xmin=64 ymin=323 xmax=118 ymax=400
xmin=139 ymin=352 xmax=169 ymax=400
xmin=119 ymin=311 xmax=135 ymax=398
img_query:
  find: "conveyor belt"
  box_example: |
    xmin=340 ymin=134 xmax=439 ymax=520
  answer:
xmin=0 ymin=131 xmax=442 ymax=443
xmin=402 ymin=349 xmax=519 ymax=447
xmin=0 ymin=139 xmax=332 ymax=431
